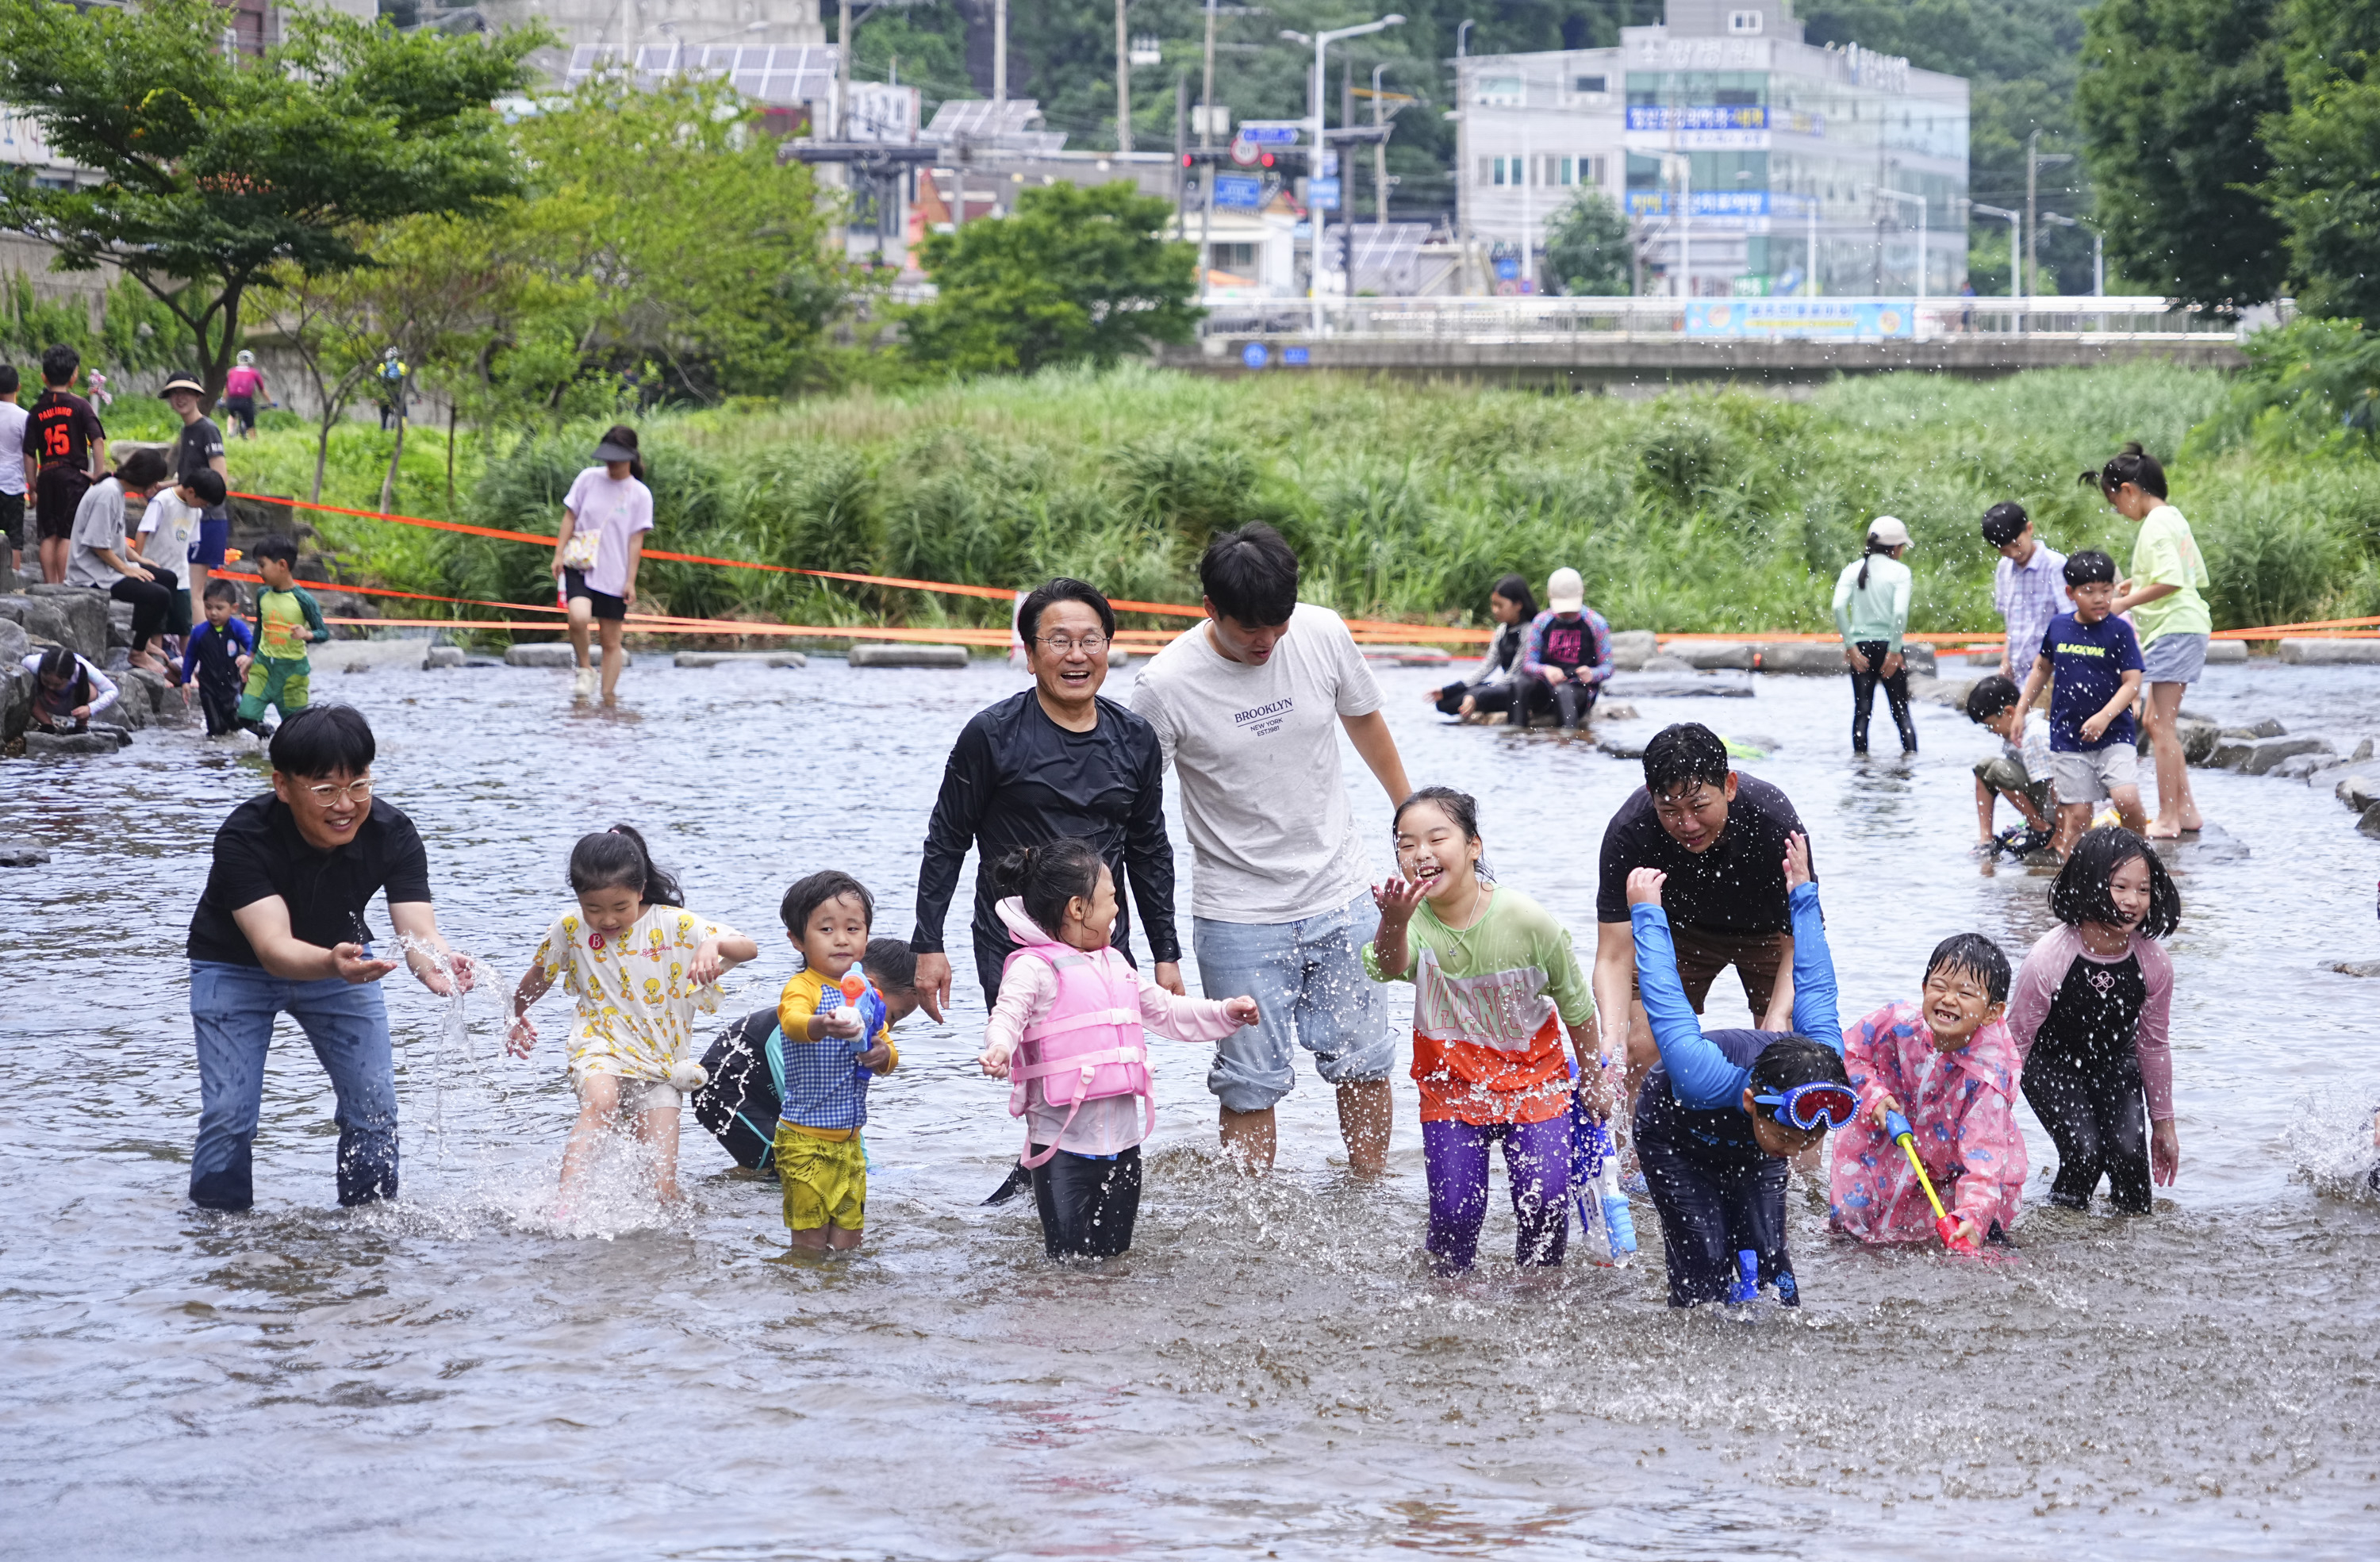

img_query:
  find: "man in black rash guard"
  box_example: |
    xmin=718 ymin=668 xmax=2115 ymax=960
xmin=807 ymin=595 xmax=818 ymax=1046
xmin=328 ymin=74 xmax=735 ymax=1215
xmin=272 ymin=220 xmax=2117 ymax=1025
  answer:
xmin=1592 ymin=722 xmax=1814 ymax=1087
xmin=911 ymin=578 xmax=1181 ymax=1021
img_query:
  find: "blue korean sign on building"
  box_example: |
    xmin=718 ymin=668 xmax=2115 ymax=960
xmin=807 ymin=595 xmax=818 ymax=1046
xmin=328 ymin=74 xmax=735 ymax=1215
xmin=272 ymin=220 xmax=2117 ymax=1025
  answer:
xmin=1213 ymin=175 xmax=1261 ymax=209
xmin=1626 ymin=105 xmax=1768 ymax=132
xmin=1626 ymin=190 xmax=1772 ymax=217
xmin=1307 ymin=176 xmax=1341 ymax=210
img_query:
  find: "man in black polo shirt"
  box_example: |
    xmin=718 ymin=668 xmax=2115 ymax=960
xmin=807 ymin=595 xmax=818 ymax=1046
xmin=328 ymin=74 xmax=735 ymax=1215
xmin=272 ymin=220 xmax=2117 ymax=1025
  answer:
xmin=910 ymin=577 xmax=1179 ymax=1019
xmin=1593 ymin=722 xmax=1814 ymax=1085
xmin=186 ymin=705 xmax=474 ymax=1211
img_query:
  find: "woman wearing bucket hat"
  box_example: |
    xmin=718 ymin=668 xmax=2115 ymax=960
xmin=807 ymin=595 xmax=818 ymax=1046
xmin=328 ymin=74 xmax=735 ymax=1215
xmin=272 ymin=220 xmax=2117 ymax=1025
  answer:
xmin=551 ymin=424 xmax=652 ymax=703
xmin=1517 ymin=566 xmax=1614 ymax=731
xmin=1832 ymin=516 xmax=1917 ymax=756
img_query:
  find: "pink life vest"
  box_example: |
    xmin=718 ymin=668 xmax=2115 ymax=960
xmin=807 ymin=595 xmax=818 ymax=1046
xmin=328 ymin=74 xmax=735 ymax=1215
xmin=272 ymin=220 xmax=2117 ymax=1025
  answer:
xmin=1000 ymin=936 xmax=1154 ymax=1168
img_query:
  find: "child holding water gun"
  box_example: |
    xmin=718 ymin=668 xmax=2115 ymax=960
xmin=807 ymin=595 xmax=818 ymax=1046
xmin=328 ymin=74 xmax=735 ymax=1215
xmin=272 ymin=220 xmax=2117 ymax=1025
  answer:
xmin=507 ymin=827 xmax=757 ymax=1203
xmin=1365 ymin=787 xmax=1607 ymax=1274
xmin=1829 ymin=934 xmax=2027 ymax=1246
xmin=977 ymin=839 xmax=1257 ymax=1260
xmin=776 ymin=871 xmax=900 ymax=1253
xmin=2007 ymin=826 xmax=2182 ymax=1214
xmin=1626 ymin=833 xmax=1851 ymax=1307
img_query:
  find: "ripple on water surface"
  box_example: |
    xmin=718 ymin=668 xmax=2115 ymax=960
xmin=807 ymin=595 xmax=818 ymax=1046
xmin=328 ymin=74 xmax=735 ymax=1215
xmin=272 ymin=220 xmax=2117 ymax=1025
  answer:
xmin=5 ymin=655 xmax=2379 ymax=1557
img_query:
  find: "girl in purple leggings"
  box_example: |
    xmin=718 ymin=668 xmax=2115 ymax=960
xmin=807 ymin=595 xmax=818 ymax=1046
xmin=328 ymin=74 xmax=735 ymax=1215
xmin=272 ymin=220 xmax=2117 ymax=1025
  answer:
xmin=1365 ymin=787 xmax=1606 ymax=1273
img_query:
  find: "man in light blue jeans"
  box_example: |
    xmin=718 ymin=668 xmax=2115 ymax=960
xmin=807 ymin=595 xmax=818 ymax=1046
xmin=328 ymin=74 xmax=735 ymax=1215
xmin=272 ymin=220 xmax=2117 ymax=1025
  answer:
xmin=1130 ymin=524 xmax=1411 ymax=1172
xmin=185 ymin=705 xmax=473 ymax=1211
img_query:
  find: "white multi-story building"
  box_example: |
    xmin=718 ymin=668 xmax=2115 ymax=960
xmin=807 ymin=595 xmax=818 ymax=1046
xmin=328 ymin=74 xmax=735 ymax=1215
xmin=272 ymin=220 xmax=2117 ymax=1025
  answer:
xmin=1457 ymin=0 xmax=1968 ymax=297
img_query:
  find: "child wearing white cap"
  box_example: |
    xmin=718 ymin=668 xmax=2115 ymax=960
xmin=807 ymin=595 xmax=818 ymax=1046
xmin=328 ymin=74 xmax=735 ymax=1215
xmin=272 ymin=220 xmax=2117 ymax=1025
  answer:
xmin=1518 ymin=566 xmax=1614 ymax=731
xmin=1831 ymin=517 xmax=1917 ymax=756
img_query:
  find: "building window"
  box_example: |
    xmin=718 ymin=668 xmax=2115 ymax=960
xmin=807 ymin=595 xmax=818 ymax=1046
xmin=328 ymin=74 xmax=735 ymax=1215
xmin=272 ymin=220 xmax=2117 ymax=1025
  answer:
xmin=1483 ymin=155 xmax=1529 ymax=186
xmin=1207 ymin=242 xmax=1256 ymax=272
xmin=1573 ymin=75 xmax=1606 ymax=94
xmin=1728 ymin=10 xmax=1764 ymax=34
xmin=1476 ymin=75 xmax=1523 ymax=106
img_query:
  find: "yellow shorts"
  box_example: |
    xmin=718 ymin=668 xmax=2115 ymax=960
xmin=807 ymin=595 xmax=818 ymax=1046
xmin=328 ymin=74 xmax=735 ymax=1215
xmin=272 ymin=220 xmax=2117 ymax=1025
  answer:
xmin=775 ymin=1126 xmax=867 ymax=1232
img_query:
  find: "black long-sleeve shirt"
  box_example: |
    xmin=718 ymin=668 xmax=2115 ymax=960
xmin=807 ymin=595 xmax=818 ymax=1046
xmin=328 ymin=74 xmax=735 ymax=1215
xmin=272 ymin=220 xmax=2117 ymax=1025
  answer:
xmin=911 ymin=690 xmax=1180 ymax=998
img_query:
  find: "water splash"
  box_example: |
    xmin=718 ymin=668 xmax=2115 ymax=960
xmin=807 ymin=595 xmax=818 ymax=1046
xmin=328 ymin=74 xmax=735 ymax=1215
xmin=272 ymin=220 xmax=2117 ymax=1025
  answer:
xmin=2282 ymin=1084 xmax=2380 ymax=1200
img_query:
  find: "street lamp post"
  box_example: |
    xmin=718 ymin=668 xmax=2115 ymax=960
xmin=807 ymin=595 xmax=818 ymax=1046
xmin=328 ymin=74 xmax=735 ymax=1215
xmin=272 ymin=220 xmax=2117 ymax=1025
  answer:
xmin=1971 ymin=201 xmax=2020 ymax=302
xmin=2040 ymin=210 xmax=2099 ymax=297
xmin=1868 ymin=184 xmax=1926 ymax=298
xmin=1281 ymin=13 xmax=1405 ymax=335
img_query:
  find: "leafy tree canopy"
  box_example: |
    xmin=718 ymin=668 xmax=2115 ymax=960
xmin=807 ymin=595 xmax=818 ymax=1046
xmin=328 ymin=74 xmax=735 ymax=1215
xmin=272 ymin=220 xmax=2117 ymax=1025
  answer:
xmin=904 ymin=181 xmax=1199 ymax=377
xmin=0 ymin=0 xmax=539 ymax=397
xmin=2262 ymin=0 xmax=2380 ymax=323
xmin=2075 ymin=0 xmax=2290 ymax=310
xmin=1544 ymin=189 xmax=1631 ymax=296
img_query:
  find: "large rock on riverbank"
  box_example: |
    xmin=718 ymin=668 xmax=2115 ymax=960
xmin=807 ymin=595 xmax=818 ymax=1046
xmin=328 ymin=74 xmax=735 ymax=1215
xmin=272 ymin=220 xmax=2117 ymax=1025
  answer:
xmin=17 ymin=585 xmax=109 ymax=661
xmin=0 ymin=595 xmax=75 ymax=656
xmin=2278 ymin=637 xmax=2380 ymax=665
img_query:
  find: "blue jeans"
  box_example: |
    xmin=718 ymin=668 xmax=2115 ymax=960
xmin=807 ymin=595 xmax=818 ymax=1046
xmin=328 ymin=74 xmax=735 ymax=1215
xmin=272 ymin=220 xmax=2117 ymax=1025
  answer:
xmin=1193 ymin=890 xmax=1394 ymax=1113
xmin=188 ymin=961 xmax=398 ymax=1211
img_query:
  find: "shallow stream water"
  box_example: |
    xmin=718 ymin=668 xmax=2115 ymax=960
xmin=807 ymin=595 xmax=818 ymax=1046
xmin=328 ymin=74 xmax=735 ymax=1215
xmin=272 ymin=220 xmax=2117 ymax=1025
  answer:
xmin=5 ymin=651 xmax=2379 ymax=1559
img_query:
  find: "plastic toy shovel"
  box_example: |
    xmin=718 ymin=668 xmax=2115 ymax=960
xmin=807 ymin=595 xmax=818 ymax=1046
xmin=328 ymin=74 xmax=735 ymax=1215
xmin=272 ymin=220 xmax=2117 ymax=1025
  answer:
xmin=1884 ymin=1110 xmax=1979 ymax=1254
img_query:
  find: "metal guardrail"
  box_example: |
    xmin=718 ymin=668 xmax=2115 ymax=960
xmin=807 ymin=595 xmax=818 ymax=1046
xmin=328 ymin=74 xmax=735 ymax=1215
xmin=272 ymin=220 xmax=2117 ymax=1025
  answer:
xmin=1197 ymin=295 xmax=2232 ymax=343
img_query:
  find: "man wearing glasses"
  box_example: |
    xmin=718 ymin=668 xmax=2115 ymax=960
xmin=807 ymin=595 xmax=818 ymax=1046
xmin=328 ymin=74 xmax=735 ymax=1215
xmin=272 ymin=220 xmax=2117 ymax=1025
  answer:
xmin=911 ymin=578 xmax=1180 ymax=1023
xmin=185 ymin=704 xmax=474 ymax=1211
xmin=1593 ymin=723 xmax=1816 ymax=1098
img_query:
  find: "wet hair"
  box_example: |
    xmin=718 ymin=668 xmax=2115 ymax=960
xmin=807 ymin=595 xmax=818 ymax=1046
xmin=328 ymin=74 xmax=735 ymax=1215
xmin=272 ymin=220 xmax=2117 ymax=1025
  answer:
xmin=1019 ymin=576 xmax=1115 ymax=643
xmin=269 ymin=703 xmax=375 ymax=778
xmin=1964 ymin=674 xmax=2022 ymax=724
xmin=1747 ymin=1035 xmax=1852 ymax=1100
xmin=251 ymin=535 xmax=300 ymax=566
xmin=1979 ymin=501 xmax=2030 ymax=548
xmin=40 ymin=343 xmax=78 ymax=386
xmin=1392 ymin=785 xmax=1495 ymax=883
xmin=1199 ymin=522 xmax=1299 ymax=627
xmin=185 ymin=469 xmax=226 ymax=507
xmin=781 ymin=869 xmax=874 ymax=937
xmin=2063 ymin=548 xmax=2116 ymax=588
xmin=992 ymin=837 xmax=1108 ymax=938
xmin=2050 ymin=826 xmax=2182 ymax=938
xmin=1642 ymin=722 xmax=1731 ymax=798
xmin=115 ymin=447 xmax=170 ymax=493
xmin=1925 ymin=933 xmax=2012 ymax=1006
xmin=35 ymin=643 xmax=88 ymax=704
xmin=2081 ymin=441 xmax=2167 ymax=501
xmin=598 ymin=423 xmax=647 ymax=483
xmin=862 ymin=937 xmax=920 ymax=1000
xmin=568 ymin=823 xmax=685 ymax=908
xmin=202 ymin=577 xmax=240 ymax=605
xmin=0 ymin=364 xmax=17 ymax=397
xmin=1490 ymin=572 xmax=1537 ymax=620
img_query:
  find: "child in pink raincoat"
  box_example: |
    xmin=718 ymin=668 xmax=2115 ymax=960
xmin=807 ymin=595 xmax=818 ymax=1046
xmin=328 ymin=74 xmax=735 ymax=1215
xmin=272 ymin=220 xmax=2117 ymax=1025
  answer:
xmin=1829 ymin=934 xmax=2027 ymax=1245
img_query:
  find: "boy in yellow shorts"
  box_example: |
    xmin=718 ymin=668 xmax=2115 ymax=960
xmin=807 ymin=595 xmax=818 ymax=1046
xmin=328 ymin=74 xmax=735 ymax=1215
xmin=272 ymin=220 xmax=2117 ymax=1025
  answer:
xmin=774 ymin=870 xmax=898 ymax=1251
xmin=236 ymin=535 xmax=328 ymax=736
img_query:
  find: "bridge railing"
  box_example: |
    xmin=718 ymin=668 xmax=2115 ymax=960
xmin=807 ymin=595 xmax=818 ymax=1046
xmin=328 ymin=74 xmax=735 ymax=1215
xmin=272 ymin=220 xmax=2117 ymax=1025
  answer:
xmin=1197 ymin=294 xmax=2231 ymax=343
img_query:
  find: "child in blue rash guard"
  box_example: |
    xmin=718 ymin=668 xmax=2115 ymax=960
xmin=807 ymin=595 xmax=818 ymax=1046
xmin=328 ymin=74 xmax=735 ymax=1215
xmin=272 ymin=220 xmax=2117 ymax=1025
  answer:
xmin=1626 ymin=831 xmax=1852 ymax=1307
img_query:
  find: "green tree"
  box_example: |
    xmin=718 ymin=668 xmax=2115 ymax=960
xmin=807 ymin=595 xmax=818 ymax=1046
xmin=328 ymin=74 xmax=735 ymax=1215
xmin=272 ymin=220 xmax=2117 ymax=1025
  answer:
xmin=2075 ymin=0 xmax=2291 ymax=309
xmin=2263 ymin=0 xmax=2380 ymax=323
xmin=904 ymin=182 xmax=1199 ymax=376
xmin=0 ymin=0 xmax=539 ymax=402
xmin=1544 ymin=189 xmax=1631 ymax=295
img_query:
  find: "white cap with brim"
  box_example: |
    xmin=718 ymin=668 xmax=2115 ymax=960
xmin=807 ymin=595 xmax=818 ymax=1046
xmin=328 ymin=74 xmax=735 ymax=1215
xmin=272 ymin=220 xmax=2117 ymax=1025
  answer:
xmin=1867 ymin=516 xmax=1911 ymax=549
xmin=1547 ymin=566 xmax=1585 ymax=613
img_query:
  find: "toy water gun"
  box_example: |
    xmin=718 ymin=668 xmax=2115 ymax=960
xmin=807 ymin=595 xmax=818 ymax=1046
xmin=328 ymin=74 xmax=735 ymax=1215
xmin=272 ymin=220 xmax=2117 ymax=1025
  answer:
xmin=1567 ymin=1065 xmax=1637 ymax=1258
xmin=836 ymin=970 xmax=885 ymax=1054
xmin=1885 ymin=1109 xmax=1979 ymax=1253
xmin=1729 ymin=1249 xmax=1760 ymax=1304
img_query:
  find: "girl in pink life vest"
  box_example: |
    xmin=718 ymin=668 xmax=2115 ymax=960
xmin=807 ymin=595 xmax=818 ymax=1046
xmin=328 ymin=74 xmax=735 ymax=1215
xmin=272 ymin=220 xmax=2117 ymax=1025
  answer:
xmin=1829 ymin=933 xmax=2027 ymax=1247
xmin=977 ymin=839 xmax=1258 ymax=1259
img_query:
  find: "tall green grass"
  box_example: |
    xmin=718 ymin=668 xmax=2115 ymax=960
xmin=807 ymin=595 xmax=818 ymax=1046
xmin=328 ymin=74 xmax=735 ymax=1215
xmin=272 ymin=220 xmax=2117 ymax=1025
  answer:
xmin=220 ymin=362 xmax=2380 ymax=639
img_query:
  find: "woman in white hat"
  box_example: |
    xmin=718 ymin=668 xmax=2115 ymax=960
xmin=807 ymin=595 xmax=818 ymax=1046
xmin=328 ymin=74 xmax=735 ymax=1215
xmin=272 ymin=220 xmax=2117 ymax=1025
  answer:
xmin=551 ymin=424 xmax=653 ymax=703
xmin=1831 ymin=516 xmax=1917 ymax=756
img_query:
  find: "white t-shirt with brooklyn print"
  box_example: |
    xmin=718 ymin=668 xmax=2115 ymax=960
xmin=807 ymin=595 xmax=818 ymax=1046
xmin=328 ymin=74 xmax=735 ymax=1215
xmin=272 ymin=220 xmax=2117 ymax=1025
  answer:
xmin=1129 ymin=602 xmax=1384 ymax=924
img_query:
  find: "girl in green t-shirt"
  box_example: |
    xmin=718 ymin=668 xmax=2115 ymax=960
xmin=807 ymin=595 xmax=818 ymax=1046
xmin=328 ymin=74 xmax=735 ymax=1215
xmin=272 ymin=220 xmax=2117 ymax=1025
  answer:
xmin=2086 ymin=443 xmax=2209 ymax=839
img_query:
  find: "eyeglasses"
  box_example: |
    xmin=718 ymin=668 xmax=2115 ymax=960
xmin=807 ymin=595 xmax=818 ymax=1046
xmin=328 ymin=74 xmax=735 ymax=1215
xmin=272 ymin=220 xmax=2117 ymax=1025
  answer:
xmin=305 ymin=777 xmax=374 ymax=804
xmin=1034 ymin=634 xmax=1110 ymax=654
xmin=1751 ymin=1080 xmax=1858 ymax=1133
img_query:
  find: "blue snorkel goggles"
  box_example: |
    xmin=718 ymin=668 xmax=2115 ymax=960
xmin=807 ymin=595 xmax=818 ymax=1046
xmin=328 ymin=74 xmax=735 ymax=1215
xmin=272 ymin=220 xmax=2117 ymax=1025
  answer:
xmin=1752 ymin=1080 xmax=1858 ymax=1132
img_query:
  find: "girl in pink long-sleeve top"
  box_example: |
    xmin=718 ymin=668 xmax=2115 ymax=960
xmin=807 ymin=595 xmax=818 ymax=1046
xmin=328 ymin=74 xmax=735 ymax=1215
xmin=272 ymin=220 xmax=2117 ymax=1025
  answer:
xmin=2007 ymin=827 xmax=2182 ymax=1214
xmin=977 ymin=839 xmax=1257 ymax=1259
xmin=1830 ymin=934 xmax=2028 ymax=1245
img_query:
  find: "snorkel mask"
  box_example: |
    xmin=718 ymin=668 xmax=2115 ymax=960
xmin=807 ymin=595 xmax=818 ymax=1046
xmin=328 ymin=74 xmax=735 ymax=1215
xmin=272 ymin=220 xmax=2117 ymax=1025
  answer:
xmin=1751 ymin=1080 xmax=1857 ymax=1132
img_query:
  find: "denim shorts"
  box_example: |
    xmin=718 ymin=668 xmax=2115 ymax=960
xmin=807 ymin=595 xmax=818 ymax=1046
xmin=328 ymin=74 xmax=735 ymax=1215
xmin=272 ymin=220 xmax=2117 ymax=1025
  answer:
xmin=1193 ymin=888 xmax=1395 ymax=1113
xmin=2139 ymin=631 xmax=2207 ymax=685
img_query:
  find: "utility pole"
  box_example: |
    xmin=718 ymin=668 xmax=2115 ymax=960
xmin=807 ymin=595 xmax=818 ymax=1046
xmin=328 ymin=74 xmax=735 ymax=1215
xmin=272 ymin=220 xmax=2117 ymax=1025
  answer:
xmin=1197 ymin=0 xmax=1217 ymax=304
xmin=836 ymin=0 xmax=850 ymax=140
xmin=2025 ymin=129 xmax=2075 ymax=297
xmin=1115 ymin=0 xmax=1132 ymax=153
xmin=1372 ymin=63 xmax=1389 ymax=225
xmin=1455 ymin=18 xmax=1473 ymax=292
xmin=993 ymin=0 xmax=1006 ymax=109
xmin=1174 ymin=72 xmax=1188 ymax=239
